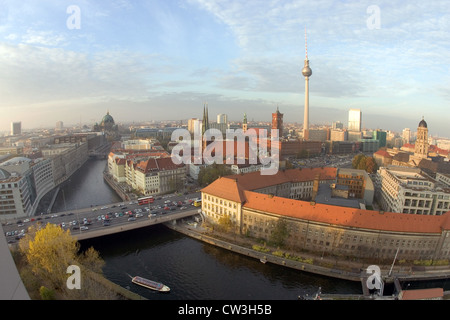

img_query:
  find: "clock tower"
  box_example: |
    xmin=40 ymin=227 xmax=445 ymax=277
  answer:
xmin=272 ymin=106 xmax=283 ymax=137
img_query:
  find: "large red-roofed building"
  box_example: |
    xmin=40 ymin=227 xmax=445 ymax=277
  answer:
xmin=201 ymin=167 xmax=450 ymax=262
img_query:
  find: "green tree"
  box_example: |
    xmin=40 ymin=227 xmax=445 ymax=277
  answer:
xmin=198 ymin=163 xmax=233 ymax=187
xmin=352 ymin=154 xmax=378 ymax=173
xmin=357 ymin=156 xmax=367 ymax=170
xmin=39 ymin=286 xmax=55 ymax=300
xmin=79 ymin=247 xmax=105 ymax=274
xmin=217 ymin=215 xmax=234 ymax=233
xmin=352 ymin=154 xmax=365 ymax=169
xmin=270 ymin=218 xmax=290 ymax=247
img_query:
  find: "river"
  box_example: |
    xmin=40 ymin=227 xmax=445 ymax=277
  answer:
xmin=48 ymin=158 xmax=366 ymax=300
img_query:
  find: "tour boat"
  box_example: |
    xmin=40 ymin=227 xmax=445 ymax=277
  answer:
xmin=131 ymin=276 xmax=170 ymax=292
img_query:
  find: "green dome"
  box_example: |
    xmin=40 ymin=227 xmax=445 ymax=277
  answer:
xmin=101 ymin=111 xmax=115 ymax=125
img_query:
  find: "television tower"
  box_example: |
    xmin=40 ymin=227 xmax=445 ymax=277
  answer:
xmin=302 ymin=28 xmax=312 ymax=140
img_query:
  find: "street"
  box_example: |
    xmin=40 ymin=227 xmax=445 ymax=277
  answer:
xmin=2 ymin=191 xmax=201 ymax=243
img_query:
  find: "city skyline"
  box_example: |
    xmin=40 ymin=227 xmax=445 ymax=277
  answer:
xmin=1 ymin=1 xmax=450 ymax=137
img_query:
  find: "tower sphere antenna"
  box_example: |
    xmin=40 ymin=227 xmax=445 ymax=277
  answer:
xmin=302 ymin=28 xmax=312 ymax=77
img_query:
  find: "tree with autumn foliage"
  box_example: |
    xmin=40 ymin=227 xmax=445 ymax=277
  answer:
xmin=17 ymin=223 xmax=116 ymax=300
xmin=351 ymin=154 xmax=378 ymax=174
xmin=19 ymin=223 xmax=79 ymax=289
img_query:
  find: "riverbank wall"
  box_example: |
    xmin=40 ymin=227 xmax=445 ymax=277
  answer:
xmin=165 ymin=220 xmax=450 ymax=287
xmin=85 ymin=268 xmax=147 ymax=300
xmin=103 ymin=172 xmax=131 ymax=202
xmin=165 ymin=221 xmax=363 ymax=283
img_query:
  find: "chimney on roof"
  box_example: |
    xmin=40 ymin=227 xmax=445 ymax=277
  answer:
xmin=268 ymin=194 xmax=274 ymax=198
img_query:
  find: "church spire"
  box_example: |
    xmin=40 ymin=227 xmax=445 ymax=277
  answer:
xmin=202 ymin=103 xmax=209 ymax=135
xmin=242 ymin=112 xmax=248 ymax=132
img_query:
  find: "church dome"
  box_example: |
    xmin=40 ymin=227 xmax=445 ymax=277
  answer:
xmin=101 ymin=111 xmax=115 ymax=125
xmin=418 ymin=118 xmax=427 ymax=128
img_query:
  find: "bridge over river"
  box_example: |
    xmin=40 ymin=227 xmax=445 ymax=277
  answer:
xmin=2 ymin=196 xmax=202 ymax=243
xmin=73 ymin=208 xmax=201 ymax=241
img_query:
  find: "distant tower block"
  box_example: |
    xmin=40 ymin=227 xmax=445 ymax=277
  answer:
xmin=302 ymin=28 xmax=312 ymax=140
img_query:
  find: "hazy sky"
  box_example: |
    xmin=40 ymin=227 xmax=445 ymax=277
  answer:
xmin=1 ymin=0 xmax=449 ymax=137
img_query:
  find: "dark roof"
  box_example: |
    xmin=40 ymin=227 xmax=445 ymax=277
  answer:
xmin=419 ymin=158 xmax=450 ymax=175
xmin=393 ymin=152 xmax=410 ymax=162
xmin=418 ymin=119 xmax=428 ymax=128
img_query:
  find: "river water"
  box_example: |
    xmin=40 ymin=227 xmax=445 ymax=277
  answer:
xmin=49 ymin=158 xmax=366 ymax=300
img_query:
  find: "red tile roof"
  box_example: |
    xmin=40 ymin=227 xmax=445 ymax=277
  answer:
xmin=202 ymin=178 xmax=246 ymax=203
xmin=374 ymin=150 xmax=392 ymax=158
xmin=243 ymin=191 xmax=450 ymax=233
xmin=128 ymin=157 xmax=185 ymax=174
xmin=227 ymin=167 xmax=337 ymax=191
xmin=202 ymin=172 xmax=450 ymax=234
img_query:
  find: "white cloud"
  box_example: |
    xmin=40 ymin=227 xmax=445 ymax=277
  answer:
xmin=0 ymin=43 xmax=168 ymax=107
xmin=21 ymin=29 xmax=67 ymax=46
xmin=0 ymin=0 xmax=449 ymax=136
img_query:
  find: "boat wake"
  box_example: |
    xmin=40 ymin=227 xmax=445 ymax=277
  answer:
xmin=125 ymin=272 xmax=133 ymax=279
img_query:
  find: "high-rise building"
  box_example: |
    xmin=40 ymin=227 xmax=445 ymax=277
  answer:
xmin=56 ymin=121 xmax=64 ymax=131
xmin=217 ymin=114 xmax=228 ymax=124
xmin=10 ymin=122 xmax=21 ymax=135
xmin=188 ymin=118 xmax=200 ymax=134
xmin=402 ymin=128 xmax=411 ymax=144
xmin=348 ymin=109 xmax=362 ymax=132
xmin=302 ymin=29 xmax=312 ymax=140
xmin=330 ymin=129 xmax=348 ymax=142
xmin=332 ymin=121 xmax=344 ymax=130
xmin=373 ymin=129 xmax=387 ymax=148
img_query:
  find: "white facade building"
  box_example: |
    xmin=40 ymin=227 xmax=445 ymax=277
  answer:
xmin=376 ymin=166 xmax=450 ymax=215
xmin=0 ymin=157 xmax=54 ymax=218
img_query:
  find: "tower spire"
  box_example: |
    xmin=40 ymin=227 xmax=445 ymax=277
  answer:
xmin=305 ymin=27 xmax=308 ymax=60
xmin=302 ymin=27 xmax=312 ymax=141
xmin=202 ymin=102 xmax=209 ymax=135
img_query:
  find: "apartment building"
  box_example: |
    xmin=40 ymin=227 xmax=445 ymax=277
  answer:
xmin=376 ymin=166 xmax=450 ymax=215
